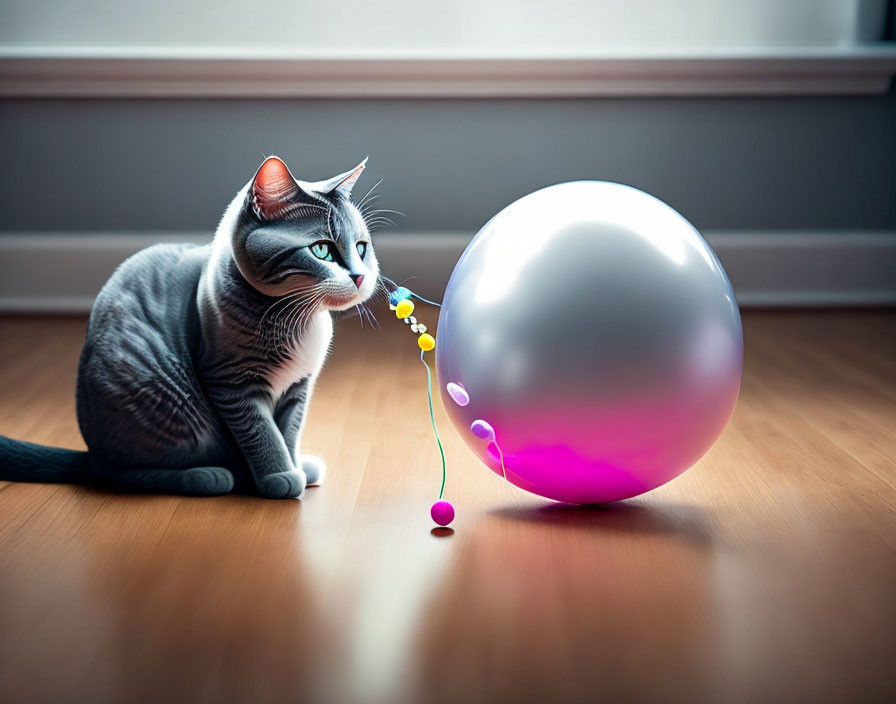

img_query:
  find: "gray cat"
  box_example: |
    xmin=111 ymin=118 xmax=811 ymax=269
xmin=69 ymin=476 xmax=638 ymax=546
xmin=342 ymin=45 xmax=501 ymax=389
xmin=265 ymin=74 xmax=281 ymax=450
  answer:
xmin=0 ymin=156 xmax=381 ymax=498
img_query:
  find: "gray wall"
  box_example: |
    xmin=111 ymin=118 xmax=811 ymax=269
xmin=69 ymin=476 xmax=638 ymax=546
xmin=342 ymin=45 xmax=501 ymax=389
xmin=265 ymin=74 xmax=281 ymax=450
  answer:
xmin=1 ymin=88 xmax=895 ymax=235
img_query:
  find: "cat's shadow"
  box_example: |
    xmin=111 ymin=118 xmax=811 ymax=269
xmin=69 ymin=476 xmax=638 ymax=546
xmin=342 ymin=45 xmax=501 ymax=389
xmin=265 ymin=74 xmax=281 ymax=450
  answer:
xmin=489 ymin=499 xmax=714 ymax=547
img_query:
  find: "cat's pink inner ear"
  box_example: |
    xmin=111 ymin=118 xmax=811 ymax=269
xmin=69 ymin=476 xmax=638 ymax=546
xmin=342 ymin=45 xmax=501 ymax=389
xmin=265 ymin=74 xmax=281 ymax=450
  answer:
xmin=252 ymin=157 xmax=300 ymax=219
xmin=335 ymin=159 xmax=367 ymax=195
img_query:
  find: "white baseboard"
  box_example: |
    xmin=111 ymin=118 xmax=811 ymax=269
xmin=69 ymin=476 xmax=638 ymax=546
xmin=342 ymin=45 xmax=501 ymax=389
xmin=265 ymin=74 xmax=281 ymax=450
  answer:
xmin=0 ymin=231 xmax=894 ymax=313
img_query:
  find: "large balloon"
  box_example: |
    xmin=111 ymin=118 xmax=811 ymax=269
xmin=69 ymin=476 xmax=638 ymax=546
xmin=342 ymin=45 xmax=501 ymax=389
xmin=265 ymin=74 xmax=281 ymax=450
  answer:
xmin=436 ymin=182 xmax=742 ymax=504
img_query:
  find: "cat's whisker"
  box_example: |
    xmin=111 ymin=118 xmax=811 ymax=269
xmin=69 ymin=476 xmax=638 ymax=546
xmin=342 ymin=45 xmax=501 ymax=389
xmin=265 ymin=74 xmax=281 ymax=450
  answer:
xmin=367 ymin=224 xmax=396 ymax=234
xmin=366 ymin=208 xmax=406 ymax=218
xmin=256 ymin=286 xmax=321 ymax=331
xmin=281 ymin=303 xmax=310 ymax=344
xmin=360 ymin=204 xmax=393 ymax=222
xmin=298 ymin=292 xmax=328 ymax=337
xmin=363 ymin=302 xmax=379 ymax=330
xmin=361 ymin=209 xmax=391 ymax=224
xmin=356 ymin=179 xmax=384 ymax=210
xmin=364 ymin=304 xmax=376 ymax=330
xmin=365 ymin=217 xmax=397 ymax=229
xmin=255 ymin=289 xmax=309 ymax=334
xmin=371 ymin=282 xmax=389 ymax=305
xmin=359 ymin=193 xmax=383 ymax=209
xmin=363 ymin=302 xmax=381 ymax=330
xmin=365 ymin=211 xmax=398 ymax=222
xmin=359 ymin=198 xmax=385 ymax=219
xmin=282 ymin=289 xmax=324 ymax=340
xmin=257 ymin=287 xmax=323 ymax=347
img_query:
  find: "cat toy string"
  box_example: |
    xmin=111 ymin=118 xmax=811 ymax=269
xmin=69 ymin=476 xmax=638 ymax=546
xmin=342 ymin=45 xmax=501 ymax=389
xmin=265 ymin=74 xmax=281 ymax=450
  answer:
xmin=386 ymin=281 xmax=454 ymax=527
xmin=470 ymin=419 xmax=508 ymax=480
xmin=420 ymin=349 xmax=447 ymax=500
xmin=380 ymin=275 xmax=442 ymax=308
xmin=494 ymin=439 xmax=508 ymax=480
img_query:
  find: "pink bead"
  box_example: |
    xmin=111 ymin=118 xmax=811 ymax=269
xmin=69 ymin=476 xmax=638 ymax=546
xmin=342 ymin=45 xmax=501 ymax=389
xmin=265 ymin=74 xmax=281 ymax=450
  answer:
xmin=430 ymin=500 xmax=455 ymax=527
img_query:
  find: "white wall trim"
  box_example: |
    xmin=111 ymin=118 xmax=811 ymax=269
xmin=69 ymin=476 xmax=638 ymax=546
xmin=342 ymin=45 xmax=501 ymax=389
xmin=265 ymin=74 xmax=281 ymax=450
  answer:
xmin=0 ymin=231 xmax=894 ymax=313
xmin=1 ymin=46 xmax=895 ymax=97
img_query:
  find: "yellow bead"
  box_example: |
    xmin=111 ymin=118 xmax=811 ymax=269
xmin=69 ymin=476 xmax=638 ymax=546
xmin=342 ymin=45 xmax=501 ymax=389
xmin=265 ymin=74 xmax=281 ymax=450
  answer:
xmin=395 ymin=299 xmax=415 ymax=319
xmin=417 ymin=333 xmax=435 ymax=352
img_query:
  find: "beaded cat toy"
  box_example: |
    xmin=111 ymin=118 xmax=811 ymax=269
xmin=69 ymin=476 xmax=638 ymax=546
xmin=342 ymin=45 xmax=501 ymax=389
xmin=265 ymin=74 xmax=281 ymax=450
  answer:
xmin=386 ymin=284 xmax=454 ymax=528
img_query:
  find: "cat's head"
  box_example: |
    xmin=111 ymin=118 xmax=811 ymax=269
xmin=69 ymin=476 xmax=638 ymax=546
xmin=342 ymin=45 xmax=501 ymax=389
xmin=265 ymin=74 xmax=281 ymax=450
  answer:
xmin=226 ymin=156 xmax=379 ymax=311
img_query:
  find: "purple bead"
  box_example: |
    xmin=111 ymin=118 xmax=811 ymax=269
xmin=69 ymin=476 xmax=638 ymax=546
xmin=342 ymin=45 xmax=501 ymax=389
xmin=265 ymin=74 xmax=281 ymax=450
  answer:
xmin=446 ymin=382 xmax=470 ymax=406
xmin=470 ymin=419 xmax=495 ymax=441
xmin=430 ymin=500 xmax=455 ymax=527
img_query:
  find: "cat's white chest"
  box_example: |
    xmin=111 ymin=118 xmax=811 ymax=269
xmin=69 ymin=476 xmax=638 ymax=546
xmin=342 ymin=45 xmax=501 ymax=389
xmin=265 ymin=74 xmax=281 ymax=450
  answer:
xmin=266 ymin=311 xmax=333 ymax=399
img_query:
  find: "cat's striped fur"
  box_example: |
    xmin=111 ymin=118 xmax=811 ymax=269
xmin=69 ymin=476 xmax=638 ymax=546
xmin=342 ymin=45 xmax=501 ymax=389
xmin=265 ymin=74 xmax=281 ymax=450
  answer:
xmin=0 ymin=156 xmax=379 ymax=498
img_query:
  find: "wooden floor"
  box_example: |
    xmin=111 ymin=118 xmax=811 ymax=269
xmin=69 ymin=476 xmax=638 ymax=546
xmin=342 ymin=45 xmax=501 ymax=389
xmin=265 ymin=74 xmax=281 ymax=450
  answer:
xmin=0 ymin=310 xmax=894 ymax=704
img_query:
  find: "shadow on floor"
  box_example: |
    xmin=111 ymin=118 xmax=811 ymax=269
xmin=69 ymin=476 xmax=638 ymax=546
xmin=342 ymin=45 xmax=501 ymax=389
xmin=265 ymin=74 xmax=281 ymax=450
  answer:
xmin=489 ymin=499 xmax=714 ymax=547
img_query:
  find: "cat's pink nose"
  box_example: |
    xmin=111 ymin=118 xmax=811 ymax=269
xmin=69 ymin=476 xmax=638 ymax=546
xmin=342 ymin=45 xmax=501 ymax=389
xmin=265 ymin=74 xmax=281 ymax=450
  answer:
xmin=350 ymin=274 xmax=364 ymax=289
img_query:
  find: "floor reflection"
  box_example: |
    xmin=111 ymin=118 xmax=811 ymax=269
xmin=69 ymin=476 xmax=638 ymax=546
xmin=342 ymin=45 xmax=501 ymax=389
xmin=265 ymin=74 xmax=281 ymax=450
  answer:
xmin=311 ymin=499 xmax=456 ymax=704
xmin=409 ymin=499 xmax=720 ymax=704
xmin=71 ymin=492 xmax=320 ymax=704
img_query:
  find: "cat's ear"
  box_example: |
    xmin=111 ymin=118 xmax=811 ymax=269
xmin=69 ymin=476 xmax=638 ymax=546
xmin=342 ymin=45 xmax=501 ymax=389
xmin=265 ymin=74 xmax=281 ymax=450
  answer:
xmin=251 ymin=156 xmax=301 ymax=220
xmin=315 ymin=157 xmax=368 ymax=198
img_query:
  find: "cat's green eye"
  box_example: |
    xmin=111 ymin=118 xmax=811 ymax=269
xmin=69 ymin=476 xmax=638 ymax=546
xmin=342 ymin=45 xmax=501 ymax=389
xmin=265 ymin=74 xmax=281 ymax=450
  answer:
xmin=310 ymin=241 xmax=335 ymax=262
xmin=356 ymin=242 xmax=368 ymax=259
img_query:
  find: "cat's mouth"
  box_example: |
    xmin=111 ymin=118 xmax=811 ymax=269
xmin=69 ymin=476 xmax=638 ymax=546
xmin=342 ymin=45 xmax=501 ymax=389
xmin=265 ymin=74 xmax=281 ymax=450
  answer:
xmin=321 ymin=286 xmax=372 ymax=312
xmin=296 ymin=273 xmax=376 ymax=312
xmin=324 ymin=294 xmax=363 ymax=311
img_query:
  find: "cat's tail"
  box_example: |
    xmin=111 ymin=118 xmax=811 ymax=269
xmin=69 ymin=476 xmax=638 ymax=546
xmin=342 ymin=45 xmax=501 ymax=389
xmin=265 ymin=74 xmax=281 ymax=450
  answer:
xmin=0 ymin=435 xmax=90 ymax=484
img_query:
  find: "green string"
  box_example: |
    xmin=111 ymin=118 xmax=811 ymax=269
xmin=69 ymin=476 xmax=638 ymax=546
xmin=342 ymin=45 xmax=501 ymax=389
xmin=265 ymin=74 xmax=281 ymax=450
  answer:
xmin=420 ymin=350 xmax=447 ymax=500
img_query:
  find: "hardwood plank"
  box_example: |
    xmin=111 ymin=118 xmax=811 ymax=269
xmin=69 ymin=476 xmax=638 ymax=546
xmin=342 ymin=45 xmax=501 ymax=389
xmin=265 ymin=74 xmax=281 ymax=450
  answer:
xmin=0 ymin=310 xmax=893 ymax=704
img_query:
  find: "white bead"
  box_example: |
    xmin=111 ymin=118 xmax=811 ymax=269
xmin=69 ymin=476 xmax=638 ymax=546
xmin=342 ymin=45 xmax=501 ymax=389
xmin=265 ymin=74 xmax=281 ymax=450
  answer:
xmin=411 ymin=324 xmax=419 ymax=333
xmin=409 ymin=316 xmax=417 ymax=325
xmin=417 ymin=324 xmax=427 ymax=333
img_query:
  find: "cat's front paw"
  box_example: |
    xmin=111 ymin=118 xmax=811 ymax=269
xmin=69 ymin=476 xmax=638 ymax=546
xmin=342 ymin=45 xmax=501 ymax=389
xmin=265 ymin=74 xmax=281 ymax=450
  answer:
xmin=300 ymin=455 xmax=326 ymax=486
xmin=257 ymin=470 xmax=306 ymax=499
